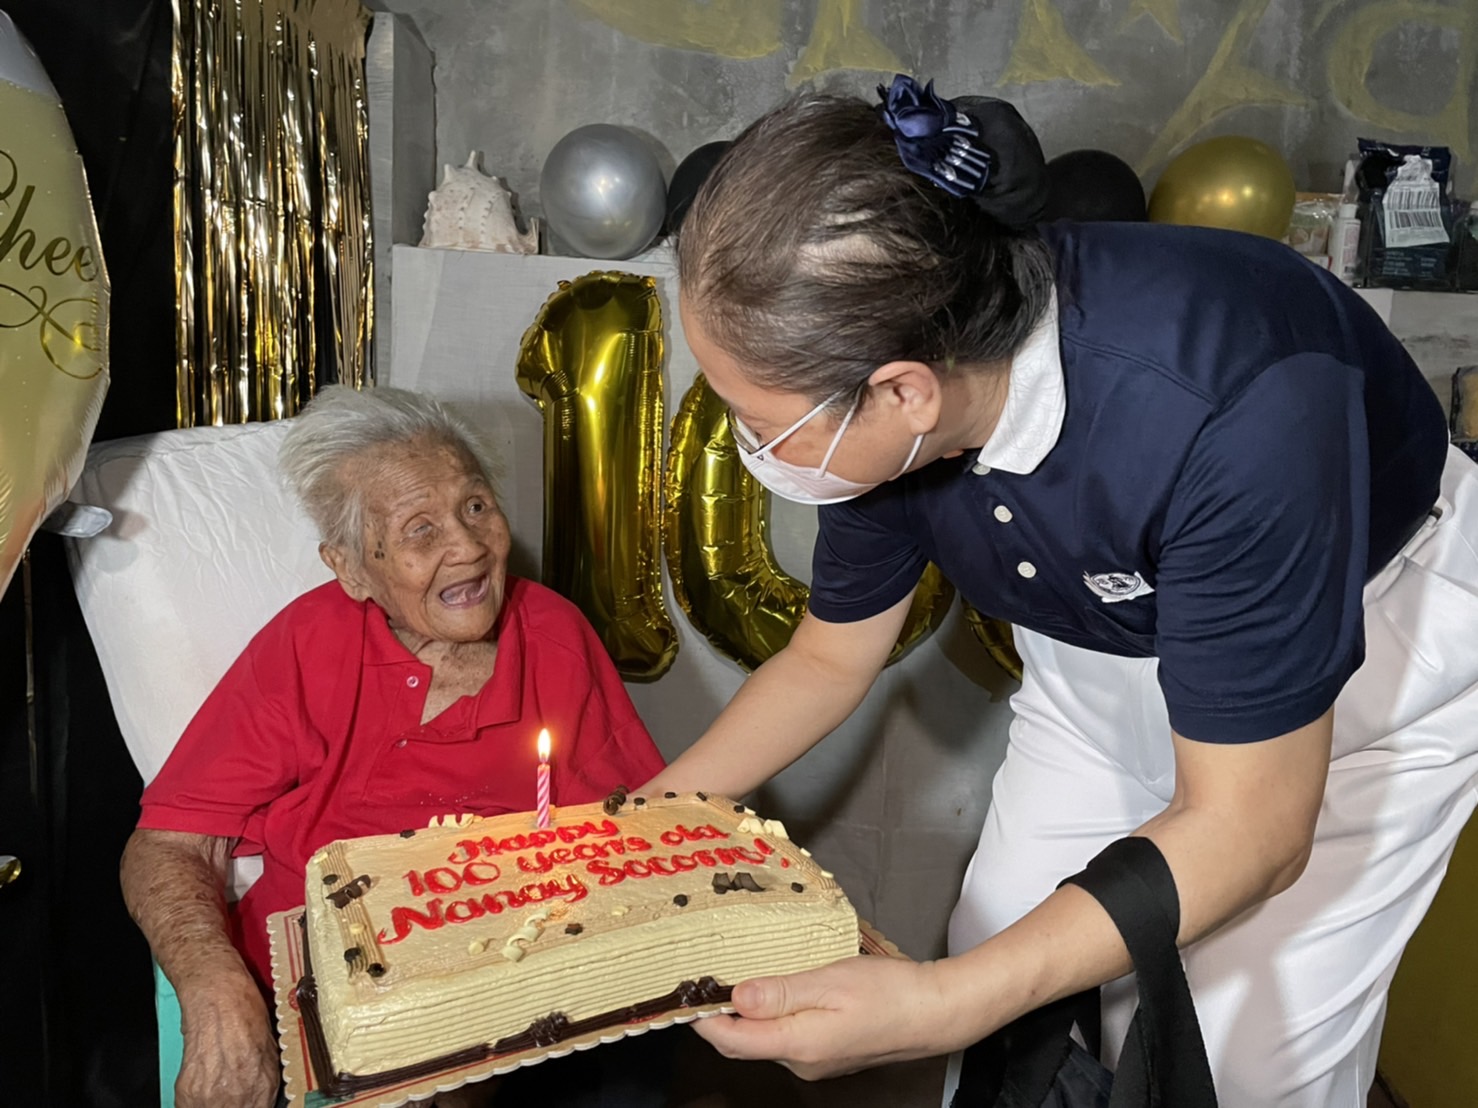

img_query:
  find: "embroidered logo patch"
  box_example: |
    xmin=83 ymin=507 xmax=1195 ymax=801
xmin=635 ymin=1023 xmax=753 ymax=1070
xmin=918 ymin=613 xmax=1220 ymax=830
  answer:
xmin=1082 ymin=571 xmax=1155 ymax=604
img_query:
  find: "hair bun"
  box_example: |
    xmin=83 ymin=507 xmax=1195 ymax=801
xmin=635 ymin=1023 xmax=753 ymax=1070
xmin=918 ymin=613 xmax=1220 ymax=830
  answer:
xmin=875 ymin=76 xmax=1047 ymax=229
xmin=952 ymin=95 xmax=1048 ymax=229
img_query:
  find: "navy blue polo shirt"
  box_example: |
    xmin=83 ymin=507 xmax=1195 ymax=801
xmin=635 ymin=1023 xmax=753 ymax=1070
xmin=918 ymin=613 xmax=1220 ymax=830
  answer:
xmin=809 ymin=222 xmax=1447 ymax=743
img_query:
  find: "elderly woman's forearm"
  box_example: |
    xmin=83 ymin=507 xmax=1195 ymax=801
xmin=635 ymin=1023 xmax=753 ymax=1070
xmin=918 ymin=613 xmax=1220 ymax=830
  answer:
xmin=120 ymin=829 xmax=253 ymax=992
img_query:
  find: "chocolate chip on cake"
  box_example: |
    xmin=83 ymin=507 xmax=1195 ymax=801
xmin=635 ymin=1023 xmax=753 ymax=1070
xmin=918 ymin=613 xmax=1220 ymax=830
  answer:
xmin=734 ymin=873 xmax=763 ymax=893
xmin=565 ymin=923 xmax=584 ymax=936
xmin=322 ymin=873 xmax=340 ymax=885
xmin=344 ymin=945 xmax=362 ymax=963
xmin=633 ymin=796 xmax=646 ymax=807
xmin=790 ymin=882 xmax=805 ymax=893
xmin=398 ymin=829 xmax=416 ymax=838
xmin=367 ymin=962 xmax=386 ymax=978
xmin=712 ymin=873 xmax=732 ymax=894
xmin=673 ymin=894 xmax=689 ymax=907
xmin=696 ymin=791 xmax=708 ymax=801
xmin=664 ymin=791 xmax=677 ymax=799
xmin=732 ymin=803 xmax=745 ymax=812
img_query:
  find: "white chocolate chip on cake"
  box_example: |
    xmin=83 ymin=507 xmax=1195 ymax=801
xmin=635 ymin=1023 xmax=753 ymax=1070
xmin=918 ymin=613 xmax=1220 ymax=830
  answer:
xmin=762 ymin=819 xmax=789 ymax=840
xmin=736 ymin=816 xmax=764 ymax=835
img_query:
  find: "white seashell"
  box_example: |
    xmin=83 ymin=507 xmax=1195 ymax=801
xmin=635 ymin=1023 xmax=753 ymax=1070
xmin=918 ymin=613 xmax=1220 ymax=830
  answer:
xmin=419 ymin=151 xmax=539 ymax=254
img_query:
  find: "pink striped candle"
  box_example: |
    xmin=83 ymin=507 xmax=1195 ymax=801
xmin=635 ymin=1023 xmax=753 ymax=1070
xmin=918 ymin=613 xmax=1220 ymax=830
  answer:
xmin=536 ymin=728 xmax=552 ymax=829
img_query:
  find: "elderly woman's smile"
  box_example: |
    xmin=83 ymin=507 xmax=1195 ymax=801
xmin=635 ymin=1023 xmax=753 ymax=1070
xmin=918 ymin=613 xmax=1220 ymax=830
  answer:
xmin=326 ymin=441 xmax=512 ymax=650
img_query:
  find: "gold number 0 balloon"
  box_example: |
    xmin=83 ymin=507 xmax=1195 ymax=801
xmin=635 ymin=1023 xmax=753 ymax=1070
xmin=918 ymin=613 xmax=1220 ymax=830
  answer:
xmin=516 ymin=271 xmax=678 ymax=680
xmin=664 ymin=373 xmax=953 ymax=672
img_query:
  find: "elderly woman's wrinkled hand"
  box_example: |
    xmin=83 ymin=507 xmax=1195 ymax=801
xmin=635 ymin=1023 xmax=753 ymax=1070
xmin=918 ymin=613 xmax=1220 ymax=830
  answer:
xmin=175 ymin=973 xmax=281 ymax=1108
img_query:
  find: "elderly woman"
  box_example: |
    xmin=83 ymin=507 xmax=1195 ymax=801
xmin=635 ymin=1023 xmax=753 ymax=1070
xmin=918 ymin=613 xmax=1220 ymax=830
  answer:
xmin=120 ymin=386 xmax=666 ymax=1108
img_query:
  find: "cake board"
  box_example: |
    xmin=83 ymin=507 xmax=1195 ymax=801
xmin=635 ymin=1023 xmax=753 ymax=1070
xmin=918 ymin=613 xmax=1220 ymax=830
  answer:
xmin=268 ymin=906 xmax=903 ymax=1107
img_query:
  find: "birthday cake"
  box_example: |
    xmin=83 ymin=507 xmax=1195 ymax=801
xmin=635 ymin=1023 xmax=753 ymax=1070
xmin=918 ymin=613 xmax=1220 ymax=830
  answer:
xmin=297 ymin=791 xmax=859 ymax=1095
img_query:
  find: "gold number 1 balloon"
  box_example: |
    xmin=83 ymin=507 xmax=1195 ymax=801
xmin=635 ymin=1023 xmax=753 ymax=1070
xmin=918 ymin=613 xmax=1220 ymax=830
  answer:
xmin=516 ymin=271 xmax=678 ymax=680
xmin=664 ymin=373 xmax=952 ymax=672
xmin=0 ymin=29 xmax=110 ymax=597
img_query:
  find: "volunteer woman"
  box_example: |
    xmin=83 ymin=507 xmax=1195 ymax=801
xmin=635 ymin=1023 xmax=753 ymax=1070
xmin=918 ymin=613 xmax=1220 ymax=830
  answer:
xmin=642 ymin=76 xmax=1478 ymax=1106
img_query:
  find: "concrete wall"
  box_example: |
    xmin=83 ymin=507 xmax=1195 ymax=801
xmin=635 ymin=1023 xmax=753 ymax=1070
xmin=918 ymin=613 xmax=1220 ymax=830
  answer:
xmin=362 ymin=0 xmax=1478 ymax=233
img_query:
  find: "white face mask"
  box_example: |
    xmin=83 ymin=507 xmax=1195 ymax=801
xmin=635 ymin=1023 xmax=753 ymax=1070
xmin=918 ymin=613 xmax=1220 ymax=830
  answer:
xmin=730 ymin=390 xmax=924 ymax=506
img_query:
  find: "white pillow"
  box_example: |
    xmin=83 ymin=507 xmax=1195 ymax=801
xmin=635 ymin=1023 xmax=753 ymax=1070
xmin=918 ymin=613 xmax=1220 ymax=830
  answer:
xmin=66 ymin=421 xmax=333 ymax=896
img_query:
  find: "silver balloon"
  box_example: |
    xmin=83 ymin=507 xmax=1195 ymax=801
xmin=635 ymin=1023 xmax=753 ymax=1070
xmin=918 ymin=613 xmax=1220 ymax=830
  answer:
xmin=539 ymin=124 xmax=666 ymax=260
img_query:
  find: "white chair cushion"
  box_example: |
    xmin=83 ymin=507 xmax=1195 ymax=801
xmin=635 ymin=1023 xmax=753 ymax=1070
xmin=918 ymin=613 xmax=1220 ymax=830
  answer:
xmin=66 ymin=420 xmax=334 ymax=897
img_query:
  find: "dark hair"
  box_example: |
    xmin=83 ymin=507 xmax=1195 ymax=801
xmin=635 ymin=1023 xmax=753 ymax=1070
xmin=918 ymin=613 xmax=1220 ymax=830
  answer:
xmin=678 ymin=92 xmax=1055 ymax=408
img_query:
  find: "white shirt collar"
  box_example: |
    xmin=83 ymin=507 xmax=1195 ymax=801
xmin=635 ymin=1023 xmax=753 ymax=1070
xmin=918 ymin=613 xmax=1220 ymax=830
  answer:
xmin=972 ymin=290 xmax=1064 ymax=476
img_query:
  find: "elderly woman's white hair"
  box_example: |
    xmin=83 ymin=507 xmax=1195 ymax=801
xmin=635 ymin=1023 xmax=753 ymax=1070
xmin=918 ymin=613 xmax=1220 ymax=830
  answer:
xmin=280 ymin=385 xmax=498 ymax=560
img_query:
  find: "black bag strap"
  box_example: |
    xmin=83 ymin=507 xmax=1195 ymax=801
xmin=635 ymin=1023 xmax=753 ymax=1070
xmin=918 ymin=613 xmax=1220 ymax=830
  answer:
xmin=953 ymin=837 xmax=1217 ymax=1108
xmin=1062 ymin=836 xmax=1217 ymax=1108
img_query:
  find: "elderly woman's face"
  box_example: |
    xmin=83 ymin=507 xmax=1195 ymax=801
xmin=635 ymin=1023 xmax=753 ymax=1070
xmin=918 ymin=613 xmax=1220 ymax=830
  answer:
xmin=331 ymin=442 xmax=510 ymax=646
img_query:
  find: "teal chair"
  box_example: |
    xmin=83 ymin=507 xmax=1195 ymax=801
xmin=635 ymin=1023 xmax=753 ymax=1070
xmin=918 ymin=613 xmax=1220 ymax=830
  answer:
xmin=66 ymin=421 xmax=330 ymax=1106
xmin=154 ymin=963 xmax=183 ymax=1108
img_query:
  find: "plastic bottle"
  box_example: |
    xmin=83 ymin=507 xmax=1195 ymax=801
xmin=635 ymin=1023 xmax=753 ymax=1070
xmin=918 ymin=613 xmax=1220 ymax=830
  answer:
xmin=1331 ymin=202 xmax=1362 ymax=285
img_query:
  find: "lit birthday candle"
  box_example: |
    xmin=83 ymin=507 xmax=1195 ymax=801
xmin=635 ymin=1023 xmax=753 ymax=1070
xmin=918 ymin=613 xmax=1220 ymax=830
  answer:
xmin=536 ymin=729 xmax=552 ymax=829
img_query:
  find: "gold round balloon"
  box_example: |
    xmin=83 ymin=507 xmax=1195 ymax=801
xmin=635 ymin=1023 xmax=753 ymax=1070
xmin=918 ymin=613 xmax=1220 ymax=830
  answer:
xmin=516 ymin=271 xmax=678 ymax=681
xmin=663 ymin=373 xmax=953 ymax=673
xmin=1148 ymin=135 xmax=1296 ymax=241
xmin=0 ymin=58 xmax=111 ymax=597
xmin=960 ymin=602 xmax=1024 ymax=683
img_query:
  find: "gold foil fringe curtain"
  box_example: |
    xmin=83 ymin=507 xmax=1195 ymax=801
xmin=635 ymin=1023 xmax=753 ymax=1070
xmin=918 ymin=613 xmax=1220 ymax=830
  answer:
xmin=173 ymin=0 xmax=372 ymax=427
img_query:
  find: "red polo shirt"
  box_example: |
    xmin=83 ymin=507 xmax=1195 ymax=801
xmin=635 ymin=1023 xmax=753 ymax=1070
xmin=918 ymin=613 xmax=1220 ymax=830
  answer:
xmin=137 ymin=576 xmax=665 ymax=990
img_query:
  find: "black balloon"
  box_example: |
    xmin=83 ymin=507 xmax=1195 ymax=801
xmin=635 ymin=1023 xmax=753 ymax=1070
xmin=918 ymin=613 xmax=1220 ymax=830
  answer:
xmin=1043 ymin=149 xmax=1147 ymax=222
xmin=665 ymin=140 xmax=732 ymax=234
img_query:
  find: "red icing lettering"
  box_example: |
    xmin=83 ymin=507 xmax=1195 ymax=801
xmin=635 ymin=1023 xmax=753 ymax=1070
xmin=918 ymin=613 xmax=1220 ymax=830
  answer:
xmin=714 ymin=846 xmax=767 ymax=866
xmin=655 ymin=824 xmax=730 ymax=847
xmin=625 ymin=836 xmax=652 ymax=852
xmin=452 ymin=820 xmax=622 ymax=864
xmin=588 ymin=860 xmax=627 ymax=886
xmin=555 ymin=819 xmax=621 ymax=843
xmin=463 ymin=861 xmax=501 ymax=886
xmin=404 ymin=869 xmax=426 ymax=897
xmin=379 ymin=899 xmax=445 ymax=944
xmin=586 ymin=843 xmax=766 ymax=886
xmin=424 ymin=866 xmax=464 ymax=894
xmin=445 ymin=897 xmax=485 ymax=923
xmin=481 ymin=874 xmax=589 ymax=912
xmin=447 ymin=840 xmax=479 ymax=865
xmin=754 ymin=837 xmax=774 ymax=855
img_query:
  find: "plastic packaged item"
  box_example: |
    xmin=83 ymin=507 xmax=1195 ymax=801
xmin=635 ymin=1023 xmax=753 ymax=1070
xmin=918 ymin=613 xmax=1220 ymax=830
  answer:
xmin=1331 ymin=202 xmax=1362 ymax=284
xmin=1355 ymin=138 xmax=1461 ymax=289
xmin=1457 ymin=201 xmax=1478 ymax=293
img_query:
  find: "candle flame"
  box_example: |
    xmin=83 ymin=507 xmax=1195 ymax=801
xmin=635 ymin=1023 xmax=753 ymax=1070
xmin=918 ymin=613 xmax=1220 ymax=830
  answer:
xmin=537 ymin=728 xmax=551 ymax=761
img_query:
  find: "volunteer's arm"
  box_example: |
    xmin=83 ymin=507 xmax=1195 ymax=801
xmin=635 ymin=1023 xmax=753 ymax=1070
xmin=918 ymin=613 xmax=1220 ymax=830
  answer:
xmin=642 ymin=589 xmax=915 ymax=798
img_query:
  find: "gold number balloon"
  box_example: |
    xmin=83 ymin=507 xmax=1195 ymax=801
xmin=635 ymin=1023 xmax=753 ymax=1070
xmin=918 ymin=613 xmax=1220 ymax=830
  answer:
xmin=664 ymin=373 xmax=952 ymax=672
xmin=961 ymin=602 xmax=1024 ymax=683
xmin=516 ymin=271 xmax=677 ymax=680
xmin=1148 ymin=135 xmax=1296 ymax=241
xmin=0 ymin=32 xmax=110 ymax=597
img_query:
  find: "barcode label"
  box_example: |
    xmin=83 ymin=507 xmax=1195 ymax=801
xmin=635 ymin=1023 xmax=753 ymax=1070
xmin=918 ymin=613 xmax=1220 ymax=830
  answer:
xmin=1384 ymin=179 xmax=1449 ymax=248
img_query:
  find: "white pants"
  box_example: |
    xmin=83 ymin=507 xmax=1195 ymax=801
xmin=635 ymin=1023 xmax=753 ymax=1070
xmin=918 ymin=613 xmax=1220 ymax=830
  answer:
xmin=942 ymin=447 xmax=1478 ymax=1108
